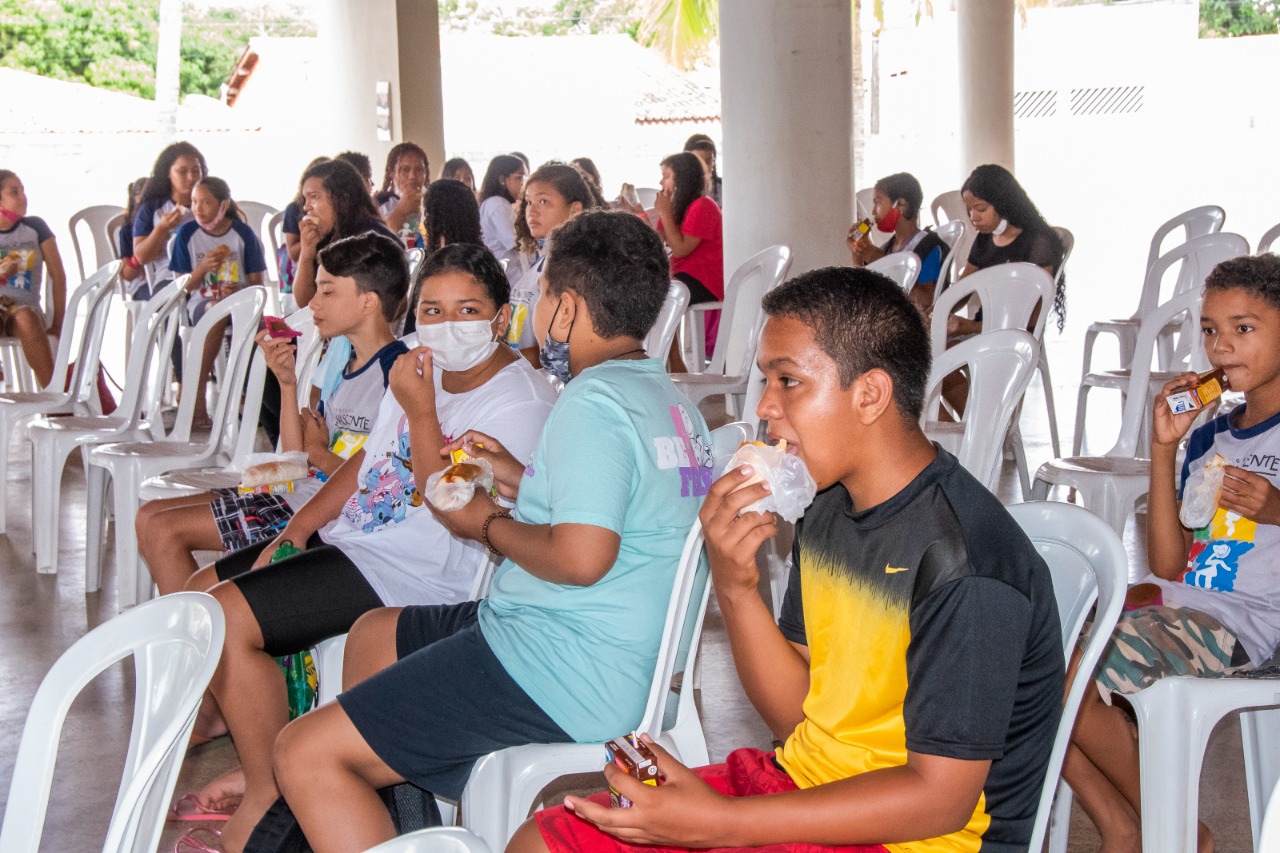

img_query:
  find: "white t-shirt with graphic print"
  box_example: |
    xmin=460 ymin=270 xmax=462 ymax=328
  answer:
xmin=321 ymin=351 xmax=557 ymax=607
xmin=1158 ymin=405 xmax=1280 ymax=664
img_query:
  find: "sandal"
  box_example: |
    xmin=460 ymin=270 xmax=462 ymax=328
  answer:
xmin=167 ymin=793 xmax=235 ymax=822
xmin=174 ymin=826 xmax=222 ymax=853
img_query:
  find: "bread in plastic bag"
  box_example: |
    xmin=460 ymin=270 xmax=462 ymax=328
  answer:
xmin=425 ymin=458 xmax=495 ymax=511
xmin=724 ymin=440 xmax=817 ymax=523
xmin=1180 ymin=453 xmax=1226 ymax=529
xmin=240 ymin=451 xmax=311 ymax=488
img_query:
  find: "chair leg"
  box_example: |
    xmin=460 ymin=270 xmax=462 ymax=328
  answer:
xmin=1009 ymin=425 xmax=1032 ymax=500
xmin=31 ymin=434 xmax=72 ymax=573
xmin=1072 ymin=384 xmax=1091 ymax=457
xmin=1046 ymin=780 xmax=1073 ymax=853
xmin=1039 ymin=350 xmax=1062 ymax=459
xmin=110 ymin=466 xmax=151 ymax=609
xmin=85 ymin=463 xmax=109 ymax=593
xmin=1030 ymin=471 xmax=1052 ymax=502
xmin=1241 ymin=708 xmax=1280 ymax=850
xmin=1079 ymin=329 xmax=1099 ymax=379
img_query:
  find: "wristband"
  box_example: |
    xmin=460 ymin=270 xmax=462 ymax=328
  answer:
xmin=481 ymin=510 xmax=512 ymax=558
xmin=124 ymin=254 xmax=142 ymax=271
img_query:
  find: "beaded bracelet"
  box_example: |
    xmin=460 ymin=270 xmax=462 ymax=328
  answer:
xmin=481 ymin=510 xmax=512 ymax=558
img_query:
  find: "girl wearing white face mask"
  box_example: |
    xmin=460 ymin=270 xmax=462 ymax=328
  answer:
xmin=169 ymin=176 xmax=268 ymax=427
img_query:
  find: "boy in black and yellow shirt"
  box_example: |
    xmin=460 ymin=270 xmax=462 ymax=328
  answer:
xmin=513 ymin=267 xmax=1065 ymax=853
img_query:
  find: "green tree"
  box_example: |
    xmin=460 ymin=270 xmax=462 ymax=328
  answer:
xmin=1200 ymin=0 xmax=1280 ymax=37
xmin=0 ymin=0 xmax=314 ymax=100
xmin=635 ymin=0 xmax=716 ymax=69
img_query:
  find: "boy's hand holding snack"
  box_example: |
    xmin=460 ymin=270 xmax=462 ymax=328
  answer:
xmin=1153 ymin=371 xmax=1214 ymax=449
xmin=442 ymin=430 xmax=526 ymax=500
xmin=1221 ymin=466 xmax=1280 ymax=525
xmin=565 ymin=734 xmax=732 ymax=847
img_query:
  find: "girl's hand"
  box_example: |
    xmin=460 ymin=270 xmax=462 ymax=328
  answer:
xmin=160 ymin=206 xmax=185 ymax=231
xmin=299 ymin=216 xmax=322 ymax=256
xmin=1221 ymin=467 xmax=1280 ymax=526
xmin=395 ymin=185 xmax=424 ymax=216
xmin=654 ymin=189 xmax=674 ymax=220
xmin=1152 ymin=372 xmax=1210 ymax=449
xmin=256 ymin=329 xmax=298 ymax=385
xmin=615 ymin=197 xmax=645 ymax=217
xmin=0 ymin=255 xmax=20 ymax=279
xmin=388 ymin=347 xmax=438 ymax=418
xmin=441 ymin=430 xmax=525 ymax=499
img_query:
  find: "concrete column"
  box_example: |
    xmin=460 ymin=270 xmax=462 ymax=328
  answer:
xmin=396 ymin=0 xmax=447 ymax=177
xmin=316 ymin=0 xmax=444 ymax=171
xmin=720 ymin=0 xmax=853 ymax=277
xmin=957 ymin=0 xmax=1015 ymax=173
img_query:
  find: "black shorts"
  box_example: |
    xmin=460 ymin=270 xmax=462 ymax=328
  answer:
xmin=215 ymin=534 xmax=384 ymax=657
xmin=337 ymin=601 xmax=570 ymax=800
xmin=674 ymin=271 xmax=719 ymax=305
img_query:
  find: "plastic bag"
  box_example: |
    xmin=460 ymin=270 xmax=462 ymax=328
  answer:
xmin=424 ymin=458 xmax=495 ymax=511
xmin=240 ymin=451 xmax=310 ymax=488
xmin=1180 ymin=453 xmax=1226 ymax=529
xmin=724 ymin=442 xmax=817 ymax=523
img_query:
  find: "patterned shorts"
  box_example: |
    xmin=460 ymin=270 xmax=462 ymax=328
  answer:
xmin=1090 ymin=604 xmax=1250 ymax=704
xmin=210 ymin=488 xmax=295 ymax=553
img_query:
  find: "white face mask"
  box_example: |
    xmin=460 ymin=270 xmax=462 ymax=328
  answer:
xmin=416 ymin=317 xmax=500 ymax=372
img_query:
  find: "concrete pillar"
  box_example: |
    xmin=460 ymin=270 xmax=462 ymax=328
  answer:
xmin=719 ymin=0 xmax=853 ymax=277
xmin=396 ymin=0 xmax=447 ymax=178
xmin=316 ymin=0 xmax=444 ymax=172
xmin=958 ymin=0 xmax=1015 ymax=174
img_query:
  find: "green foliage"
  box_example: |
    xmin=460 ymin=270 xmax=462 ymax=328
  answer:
xmin=636 ymin=0 xmax=717 ymax=69
xmin=440 ymin=0 xmax=644 ymax=38
xmin=1200 ymin=0 xmax=1280 ymax=37
xmin=0 ymin=0 xmax=314 ymax=100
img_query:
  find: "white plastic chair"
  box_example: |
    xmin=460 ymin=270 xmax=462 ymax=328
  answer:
xmin=922 ymin=329 xmax=1039 ymax=491
xmin=0 ymin=592 xmax=225 ymax=853
xmin=1259 ymin=222 xmax=1280 ymax=255
xmin=1005 ymin=502 xmax=1129 ymax=853
xmin=1258 ymin=761 xmax=1280 ymax=853
xmin=934 ymin=218 xmax=972 ymax=291
xmin=137 ymin=306 xmax=321 ymax=501
xmin=634 ymin=187 xmax=658 ymax=209
xmin=0 ymin=256 xmax=59 ymax=394
xmin=85 ymin=286 xmax=267 ymax=609
xmin=643 ymin=280 xmax=690 ymax=359
xmin=1079 ymin=205 xmax=1225 ymax=381
xmin=28 ymin=278 xmax=188 ymax=574
xmin=931 ymin=189 xmax=964 ymax=229
xmin=68 ymin=204 xmax=126 ymax=282
xmin=459 ymin=518 xmax=715 ymax=852
xmin=1072 ymin=232 xmax=1248 ymax=456
xmin=1033 ymin=286 xmax=1205 ymax=547
xmin=866 ymin=251 xmax=920 ymax=291
xmin=106 ymin=212 xmax=127 ymax=261
xmin=0 ymin=261 xmax=119 ymax=534
xmin=671 ymin=244 xmax=792 ymax=415
xmin=362 ymin=826 xmax=492 ymax=853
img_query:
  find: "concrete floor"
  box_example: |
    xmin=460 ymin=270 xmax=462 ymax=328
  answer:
xmin=0 ymin=373 xmax=1259 ymax=852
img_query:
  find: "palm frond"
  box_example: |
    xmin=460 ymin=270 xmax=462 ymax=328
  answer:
xmin=637 ymin=0 xmax=718 ymax=69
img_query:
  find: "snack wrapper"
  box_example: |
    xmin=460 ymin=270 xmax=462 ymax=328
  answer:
xmin=725 ymin=441 xmax=817 ymax=523
xmin=424 ymin=458 xmax=495 ymax=511
xmin=1180 ymin=453 xmax=1226 ymax=529
xmin=238 ymin=451 xmax=311 ymax=495
xmin=605 ymin=733 xmax=663 ymax=808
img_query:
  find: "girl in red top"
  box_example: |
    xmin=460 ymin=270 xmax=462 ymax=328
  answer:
xmin=656 ymin=152 xmax=723 ymax=361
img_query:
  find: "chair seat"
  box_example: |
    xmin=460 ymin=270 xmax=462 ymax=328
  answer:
xmin=92 ymin=440 xmax=212 ymax=461
xmin=922 ymin=422 xmax=962 ymax=456
xmin=1038 ymin=455 xmax=1151 ymax=478
xmin=670 ymin=372 xmax=748 ymax=389
xmin=140 ymin=467 xmax=241 ymax=501
xmin=30 ymin=414 xmax=138 ymax=433
xmin=1081 ymin=368 xmax=1185 ymax=391
xmin=1087 ymin=317 xmax=1140 ymax=333
xmin=0 ymin=391 xmax=63 ymax=406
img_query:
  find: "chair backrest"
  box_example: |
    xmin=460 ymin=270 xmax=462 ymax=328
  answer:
xmin=934 ymin=218 xmax=972 ymax=290
xmin=168 ymin=286 xmax=267 ymax=447
xmin=60 ymin=261 xmax=122 ymax=406
xmin=1108 ymin=286 xmax=1205 ymax=458
xmin=931 ymin=189 xmax=965 ymax=229
xmin=637 ymin=421 xmax=747 ymax=738
xmin=1136 ymin=231 xmax=1249 ymax=319
xmin=407 ymin=247 xmax=426 ymax=283
xmin=922 ymin=329 xmax=1039 ymax=489
xmin=930 ymin=262 xmax=1055 ymax=355
xmin=854 ymin=187 xmax=875 ymax=220
xmin=644 ymin=280 xmax=690 ymax=359
xmin=1259 ymin=222 xmax=1280 ymax=256
xmin=1146 ymin=204 xmax=1226 ymax=279
xmin=1006 ymin=502 xmax=1128 ymax=853
xmin=285 ymin=306 xmax=325 ymax=407
xmin=106 ymin=213 xmax=127 ymax=261
xmin=706 ymin=244 xmax=793 ymax=379
xmin=362 ymin=827 xmax=493 ymax=853
xmin=68 ymin=204 xmax=126 ymax=282
xmin=0 ymin=592 xmax=225 ymax=853
xmin=866 ymin=251 xmax=921 ymax=291
xmin=112 ymin=279 xmax=189 ymax=430
xmin=238 ymin=201 xmax=279 ymax=247
xmin=267 ymin=210 xmax=285 ymax=260
xmin=635 ymin=187 xmax=659 ymax=209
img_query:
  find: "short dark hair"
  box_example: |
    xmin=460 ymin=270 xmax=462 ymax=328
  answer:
xmin=762 ymin=267 xmax=931 ymax=422
xmin=335 ymin=151 xmax=374 ymax=185
xmin=317 ymin=230 xmax=410 ymax=323
xmin=417 ymin=243 xmax=510 ymax=310
xmin=424 ymin=179 xmax=482 ymax=249
xmin=874 ymin=172 xmax=924 ymax=221
xmin=1206 ymin=253 xmax=1280 ymax=312
xmin=544 ymin=210 xmax=668 ymax=340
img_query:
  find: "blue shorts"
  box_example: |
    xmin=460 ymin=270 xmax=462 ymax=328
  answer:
xmin=337 ymin=601 xmax=570 ymax=799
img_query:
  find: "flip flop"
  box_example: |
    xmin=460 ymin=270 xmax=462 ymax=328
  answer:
xmin=167 ymin=793 xmax=234 ymax=822
xmin=174 ymin=826 xmax=223 ymax=853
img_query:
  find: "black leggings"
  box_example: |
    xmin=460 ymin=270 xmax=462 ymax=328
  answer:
xmin=215 ymin=534 xmax=384 ymax=656
xmin=675 ymin=271 xmax=719 ymax=305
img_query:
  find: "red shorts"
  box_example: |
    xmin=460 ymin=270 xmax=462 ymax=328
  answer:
xmin=535 ymin=747 xmax=889 ymax=853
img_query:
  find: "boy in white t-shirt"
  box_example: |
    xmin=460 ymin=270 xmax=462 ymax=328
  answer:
xmin=1065 ymin=253 xmax=1280 ymax=852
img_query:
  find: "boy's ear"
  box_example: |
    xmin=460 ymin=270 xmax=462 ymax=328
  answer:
xmin=852 ymin=368 xmax=897 ymax=426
